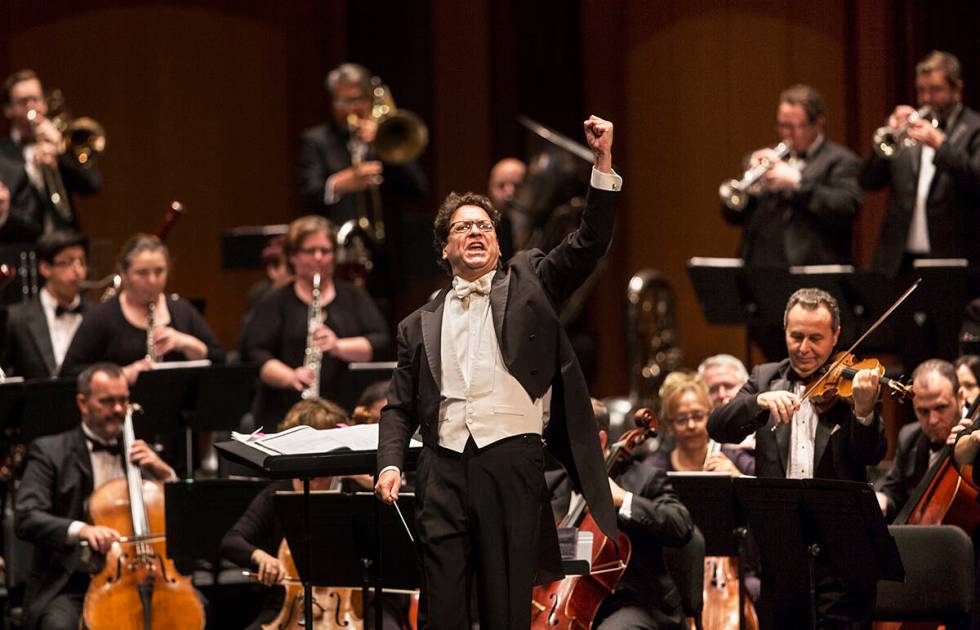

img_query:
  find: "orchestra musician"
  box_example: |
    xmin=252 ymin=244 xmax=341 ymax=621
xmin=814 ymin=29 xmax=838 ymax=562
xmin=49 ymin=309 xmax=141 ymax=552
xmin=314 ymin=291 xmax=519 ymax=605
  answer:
xmin=0 ymin=154 xmax=20 ymax=241
xmin=59 ymin=233 xmax=225 ymax=382
xmin=351 ymin=380 xmax=389 ymax=425
xmin=708 ymin=287 xmax=886 ymax=629
xmin=862 ymin=50 xmax=980 ymax=277
xmin=649 ymin=372 xmax=753 ymax=476
xmin=722 ymin=84 xmax=862 ymax=268
xmin=548 ymin=398 xmax=695 ymax=629
xmin=375 ymin=115 xmax=621 ymax=629
xmin=0 ymin=69 xmax=102 ymax=239
xmin=697 ymin=354 xmax=750 ymax=410
xmin=221 ymin=398 xmax=404 ymax=629
xmin=955 ymin=354 xmax=980 ymax=411
xmin=875 ymin=360 xmax=961 ymax=522
xmin=14 ymin=363 xmax=177 ymax=630
xmin=2 ymin=230 xmax=90 ymax=379
xmin=297 ymin=62 xmax=427 ymax=227
xmin=240 ymin=215 xmax=390 ymax=431
xmin=487 ymin=157 xmax=527 ymax=260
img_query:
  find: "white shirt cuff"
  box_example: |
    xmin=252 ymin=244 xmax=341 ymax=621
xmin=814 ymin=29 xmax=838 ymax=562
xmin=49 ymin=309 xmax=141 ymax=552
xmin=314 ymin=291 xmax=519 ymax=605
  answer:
xmin=854 ymin=410 xmax=875 ymax=426
xmin=324 ymin=173 xmax=340 ymax=205
xmin=618 ymin=491 xmax=633 ymax=520
xmin=379 ymin=465 xmax=401 ymax=478
xmin=591 ymin=167 xmax=622 ymax=191
xmin=66 ymin=520 xmax=86 ymax=545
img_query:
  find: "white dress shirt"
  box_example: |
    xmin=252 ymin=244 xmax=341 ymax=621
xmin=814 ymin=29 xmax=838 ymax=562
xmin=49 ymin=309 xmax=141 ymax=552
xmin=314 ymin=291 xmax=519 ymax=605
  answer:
xmin=39 ymin=287 xmax=83 ymax=372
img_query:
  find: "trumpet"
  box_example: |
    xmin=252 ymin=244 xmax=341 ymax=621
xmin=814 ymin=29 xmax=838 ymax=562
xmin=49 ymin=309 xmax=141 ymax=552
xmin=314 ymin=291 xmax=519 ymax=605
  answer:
xmin=719 ymin=142 xmax=790 ymax=210
xmin=872 ymin=106 xmax=937 ymax=158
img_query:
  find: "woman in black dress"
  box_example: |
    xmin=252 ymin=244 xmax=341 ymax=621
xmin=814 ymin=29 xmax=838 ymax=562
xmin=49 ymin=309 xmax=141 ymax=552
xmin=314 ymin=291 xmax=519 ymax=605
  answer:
xmin=60 ymin=233 xmax=224 ymax=381
xmin=241 ymin=215 xmax=390 ymax=430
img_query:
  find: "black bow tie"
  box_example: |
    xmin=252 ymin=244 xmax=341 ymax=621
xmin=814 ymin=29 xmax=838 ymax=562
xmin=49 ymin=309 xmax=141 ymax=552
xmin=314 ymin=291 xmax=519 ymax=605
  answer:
xmin=55 ymin=303 xmax=82 ymax=317
xmin=928 ymin=441 xmax=945 ymax=453
xmin=87 ymin=438 xmax=122 ymax=457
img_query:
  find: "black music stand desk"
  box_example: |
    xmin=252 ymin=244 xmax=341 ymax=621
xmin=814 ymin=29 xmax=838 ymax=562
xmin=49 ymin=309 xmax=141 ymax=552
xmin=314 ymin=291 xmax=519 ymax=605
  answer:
xmin=278 ymin=491 xmax=419 ymax=627
xmin=733 ymin=477 xmax=904 ymax=630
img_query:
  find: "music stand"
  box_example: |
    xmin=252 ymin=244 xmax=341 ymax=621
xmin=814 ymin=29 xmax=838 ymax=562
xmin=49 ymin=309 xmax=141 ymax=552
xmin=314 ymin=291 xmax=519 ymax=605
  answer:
xmin=668 ymin=472 xmax=751 ymax=629
xmin=19 ymin=378 xmax=79 ymax=442
xmin=133 ymin=364 xmax=258 ymax=478
xmin=164 ymin=478 xmax=271 ymax=575
xmin=221 ymin=225 xmax=289 ymax=270
xmin=733 ymin=477 xmax=904 ymax=630
xmin=278 ymin=491 xmax=419 ymax=628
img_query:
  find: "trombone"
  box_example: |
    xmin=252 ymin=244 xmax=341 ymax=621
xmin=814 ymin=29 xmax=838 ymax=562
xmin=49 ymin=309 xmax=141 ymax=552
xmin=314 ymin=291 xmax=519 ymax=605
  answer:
xmin=872 ymin=105 xmax=936 ymax=159
xmin=719 ymin=141 xmax=790 ymax=210
xmin=26 ymin=89 xmax=106 ymax=224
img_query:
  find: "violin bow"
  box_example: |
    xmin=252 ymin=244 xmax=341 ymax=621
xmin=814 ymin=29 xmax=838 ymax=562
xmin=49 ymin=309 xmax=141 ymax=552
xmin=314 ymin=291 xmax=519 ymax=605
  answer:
xmin=801 ymin=278 xmax=921 ymax=402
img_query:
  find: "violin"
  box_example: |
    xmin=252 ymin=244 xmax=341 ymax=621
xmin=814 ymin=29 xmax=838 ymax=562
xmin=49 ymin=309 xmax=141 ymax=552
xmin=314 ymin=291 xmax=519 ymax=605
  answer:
xmin=82 ymin=404 xmax=204 ymax=630
xmin=261 ymin=539 xmax=363 ymax=630
xmin=530 ymin=408 xmax=657 ymax=628
xmin=804 ymin=351 xmax=914 ymax=404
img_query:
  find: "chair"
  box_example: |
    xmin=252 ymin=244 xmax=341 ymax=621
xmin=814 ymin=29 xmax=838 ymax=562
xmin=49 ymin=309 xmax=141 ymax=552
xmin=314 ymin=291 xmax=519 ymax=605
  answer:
xmin=664 ymin=525 xmax=706 ymax=629
xmin=874 ymin=524 xmax=974 ymax=630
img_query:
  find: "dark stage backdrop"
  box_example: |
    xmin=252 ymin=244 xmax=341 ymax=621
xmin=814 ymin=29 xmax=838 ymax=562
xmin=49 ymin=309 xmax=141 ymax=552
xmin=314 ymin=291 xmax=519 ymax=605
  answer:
xmin=0 ymin=0 xmax=973 ymax=400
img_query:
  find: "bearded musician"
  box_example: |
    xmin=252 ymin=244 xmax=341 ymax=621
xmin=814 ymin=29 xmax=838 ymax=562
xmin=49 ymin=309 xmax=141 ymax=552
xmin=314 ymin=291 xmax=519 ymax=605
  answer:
xmin=14 ymin=363 xmax=177 ymax=630
xmin=708 ymin=287 xmax=886 ymax=629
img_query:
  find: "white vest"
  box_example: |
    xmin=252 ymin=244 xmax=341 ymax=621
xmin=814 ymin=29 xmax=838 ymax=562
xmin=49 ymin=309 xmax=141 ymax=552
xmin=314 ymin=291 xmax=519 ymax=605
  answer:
xmin=438 ymin=273 xmax=551 ymax=452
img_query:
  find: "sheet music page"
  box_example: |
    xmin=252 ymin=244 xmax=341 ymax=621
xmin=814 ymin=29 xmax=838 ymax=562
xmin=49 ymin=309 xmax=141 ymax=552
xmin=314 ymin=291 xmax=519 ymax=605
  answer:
xmin=150 ymin=359 xmax=212 ymax=370
xmin=243 ymin=423 xmax=422 ymax=456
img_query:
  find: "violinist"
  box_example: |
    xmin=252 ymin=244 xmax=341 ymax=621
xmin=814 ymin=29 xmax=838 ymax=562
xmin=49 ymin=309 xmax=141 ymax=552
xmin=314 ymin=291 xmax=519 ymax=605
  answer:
xmin=221 ymin=398 xmax=404 ymax=629
xmin=14 ymin=362 xmax=177 ymax=630
xmin=876 ymin=360 xmax=961 ymax=522
xmin=708 ymin=287 xmax=886 ymax=629
xmin=549 ymin=399 xmax=694 ymax=629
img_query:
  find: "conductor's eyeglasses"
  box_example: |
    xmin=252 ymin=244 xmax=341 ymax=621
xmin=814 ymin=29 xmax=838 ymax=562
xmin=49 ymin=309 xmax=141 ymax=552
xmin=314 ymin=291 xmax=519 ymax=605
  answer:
xmin=450 ymin=220 xmax=494 ymax=235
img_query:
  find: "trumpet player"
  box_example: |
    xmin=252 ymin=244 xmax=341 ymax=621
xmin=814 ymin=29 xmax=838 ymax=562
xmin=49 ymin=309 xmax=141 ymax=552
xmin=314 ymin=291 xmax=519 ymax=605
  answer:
xmin=721 ymin=84 xmax=862 ymax=267
xmin=0 ymin=70 xmax=102 ymax=240
xmin=861 ymin=50 xmax=980 ymax=277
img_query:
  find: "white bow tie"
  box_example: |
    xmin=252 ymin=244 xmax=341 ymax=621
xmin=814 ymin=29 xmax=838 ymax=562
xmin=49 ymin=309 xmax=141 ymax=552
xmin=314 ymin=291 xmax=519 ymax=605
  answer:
xmin=453 ymin=275 xmax=492 ymax=306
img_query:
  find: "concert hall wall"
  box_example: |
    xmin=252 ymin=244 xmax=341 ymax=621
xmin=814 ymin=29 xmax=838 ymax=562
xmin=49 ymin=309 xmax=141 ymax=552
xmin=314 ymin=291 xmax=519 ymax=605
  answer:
xmin=0 ymin=0 xmax=975 ymax=398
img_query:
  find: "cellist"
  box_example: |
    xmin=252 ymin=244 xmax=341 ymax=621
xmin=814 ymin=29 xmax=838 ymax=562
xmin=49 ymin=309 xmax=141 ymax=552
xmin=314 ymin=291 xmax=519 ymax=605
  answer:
xmin=547 ymin=399 xmax=694 ymax=628
xmin=708 ymin=287 xmax=887 ymax=629
xmin=14 ymin=362 xmax=178 ymax=630
xmin=876 ymin=360 xmax=963 ymax=522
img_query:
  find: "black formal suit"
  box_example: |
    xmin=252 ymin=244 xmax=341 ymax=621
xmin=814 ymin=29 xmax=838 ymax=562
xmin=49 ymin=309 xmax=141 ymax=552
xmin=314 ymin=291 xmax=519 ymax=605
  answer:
xmin=378 ymin=185 xmax=619 ymax=628
xmin=708 ymin=358 xmax=886 ymax=629
xmin=297 ymin=121 xmax=427 ymax=226
xmin=0 ymin=135 xmax=102 ymax=239
xmin=547 ymin=465 xmax=694 ymax=629
xmin=2 ymin=298 xmax=90 ymax=379
xmin=862 ymin=106 xmax=980 ymax=276
xmin=14 ymin=427 xmax=97 ymax=630
xmin=0 ymin=152 xmax=42 ymax=243
xmin=875 ymin=422 xmax=936 ymax=523
xmin=722 ymin=139 xmax=863 ymax=267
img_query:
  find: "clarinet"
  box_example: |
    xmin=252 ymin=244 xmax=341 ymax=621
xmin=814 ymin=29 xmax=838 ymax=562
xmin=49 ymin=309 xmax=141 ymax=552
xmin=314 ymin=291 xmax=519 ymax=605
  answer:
xmin=145 ymin=301 xmax=159 ymax=362
xmin=301 ymin=272 xmax=322 ymax=400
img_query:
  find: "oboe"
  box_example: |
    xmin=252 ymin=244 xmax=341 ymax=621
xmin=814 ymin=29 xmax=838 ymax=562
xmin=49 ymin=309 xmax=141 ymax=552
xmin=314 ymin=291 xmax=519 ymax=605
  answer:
xmin=145 ymin=301 xmax=159 ymax=363
xmin=301 ymin=272 xmax=322 ymax=400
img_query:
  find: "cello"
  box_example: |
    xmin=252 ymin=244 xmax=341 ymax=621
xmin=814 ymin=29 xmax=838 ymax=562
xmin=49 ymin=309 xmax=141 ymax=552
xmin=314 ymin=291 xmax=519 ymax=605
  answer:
xmin=530 ymin=408 xmax=656 ymax=628
xmin=82 ymin=404 xmax=205 ymax=629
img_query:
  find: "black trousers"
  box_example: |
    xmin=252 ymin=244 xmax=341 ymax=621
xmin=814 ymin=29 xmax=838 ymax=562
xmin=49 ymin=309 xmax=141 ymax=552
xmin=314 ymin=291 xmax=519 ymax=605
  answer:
xmin=758 ymin=573 xmax=876 ymax=630
xmin=414 ymin=434 xmax=557 ymax=630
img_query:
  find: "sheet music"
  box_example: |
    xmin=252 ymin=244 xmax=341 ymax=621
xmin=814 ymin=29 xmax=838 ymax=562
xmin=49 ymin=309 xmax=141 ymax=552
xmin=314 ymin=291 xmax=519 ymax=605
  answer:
xmin=232 ymin=423 xmax=421 ymax=456
xmin=150 ymin=359 xmax=213 ymax=370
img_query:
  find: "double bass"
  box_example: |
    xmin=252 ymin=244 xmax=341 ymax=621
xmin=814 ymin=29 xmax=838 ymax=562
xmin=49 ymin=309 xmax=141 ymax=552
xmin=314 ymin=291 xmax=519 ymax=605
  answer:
xmin=530 ymin=409 xmax=656 ymax=628
xmin=82 ymin=404 xmax=204 ymax=629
